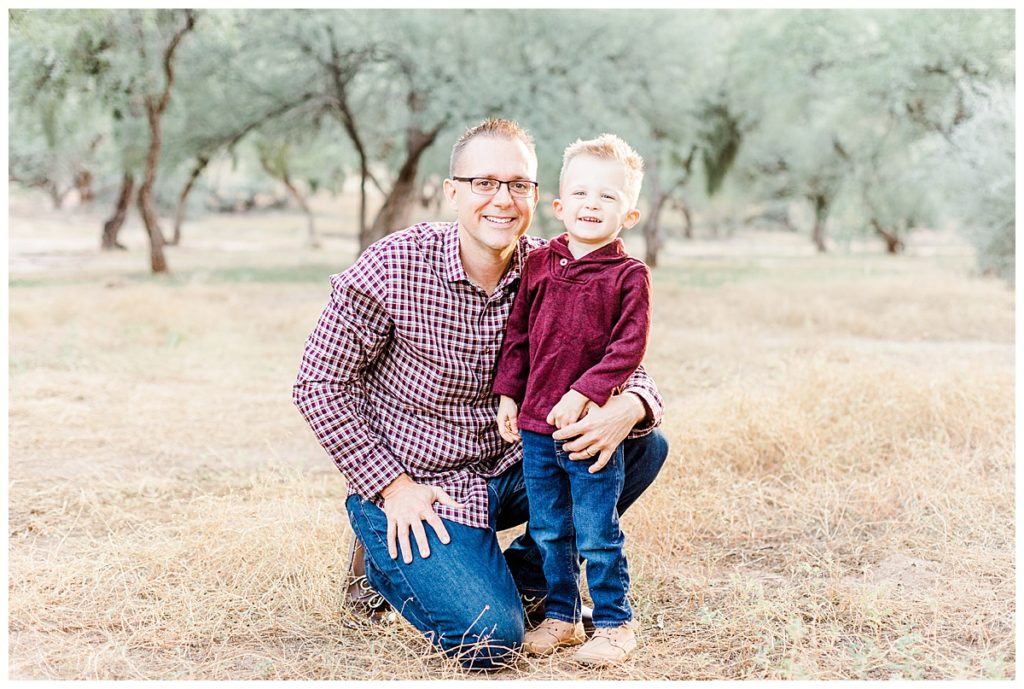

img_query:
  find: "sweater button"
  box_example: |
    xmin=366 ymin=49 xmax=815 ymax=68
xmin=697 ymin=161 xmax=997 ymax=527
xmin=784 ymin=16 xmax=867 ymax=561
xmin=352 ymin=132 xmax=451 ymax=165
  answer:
xmin=559 ymin=258 xmax=568 ymax=266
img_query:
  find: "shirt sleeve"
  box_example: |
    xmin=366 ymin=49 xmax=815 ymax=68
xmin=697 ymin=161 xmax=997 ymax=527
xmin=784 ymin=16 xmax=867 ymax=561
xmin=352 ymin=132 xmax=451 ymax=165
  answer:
xmin=292 ymin=249 xmax=406 ymax=499
xmin=622 ymin=363 xmax=664 ymax=437
xmin=491 ymin=254 xmax=535 ymax=404
xmin=571 ymin=263 xmax=653 ymax=407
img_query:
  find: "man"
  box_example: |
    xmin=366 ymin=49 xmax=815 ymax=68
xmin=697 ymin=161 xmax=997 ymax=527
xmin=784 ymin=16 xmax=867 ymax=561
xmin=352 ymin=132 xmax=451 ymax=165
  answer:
xmin=293 ymin=119 xmax=668 ymax=670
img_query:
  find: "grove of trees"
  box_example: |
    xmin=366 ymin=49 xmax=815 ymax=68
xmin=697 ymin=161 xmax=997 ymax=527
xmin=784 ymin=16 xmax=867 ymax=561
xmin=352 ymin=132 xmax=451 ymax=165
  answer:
xmin=8 ymin=9 xmax=1015 ymax=282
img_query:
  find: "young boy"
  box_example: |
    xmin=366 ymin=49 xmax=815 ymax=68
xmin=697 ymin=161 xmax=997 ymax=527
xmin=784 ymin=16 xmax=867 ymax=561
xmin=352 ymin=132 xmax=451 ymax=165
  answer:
xmin=492 ymin=134 xmax=651 ymax=666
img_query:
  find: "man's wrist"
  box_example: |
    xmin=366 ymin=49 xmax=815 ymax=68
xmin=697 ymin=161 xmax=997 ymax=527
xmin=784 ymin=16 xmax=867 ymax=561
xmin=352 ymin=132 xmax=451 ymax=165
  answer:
xmin=621 ymin=391 xmax=648 ymax=424
xmin=381 ymin=473 xmax=413 ymax=500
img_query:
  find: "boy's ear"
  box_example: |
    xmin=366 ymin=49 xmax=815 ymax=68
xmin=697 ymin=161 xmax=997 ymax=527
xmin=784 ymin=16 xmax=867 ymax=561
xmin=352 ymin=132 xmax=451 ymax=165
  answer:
xmin=622 ymin=208 xmax=642 ymax=230
xmin=552 ymin=198 xmax=565 ymax=220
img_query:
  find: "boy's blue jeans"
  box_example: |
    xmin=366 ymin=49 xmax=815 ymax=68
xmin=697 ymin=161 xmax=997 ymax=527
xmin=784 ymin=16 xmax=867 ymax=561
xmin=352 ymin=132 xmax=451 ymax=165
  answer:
xmin=345 ymin=429 xmax=668 ymax=669
xmin=520 ymin=429 xmax=632 ymax=627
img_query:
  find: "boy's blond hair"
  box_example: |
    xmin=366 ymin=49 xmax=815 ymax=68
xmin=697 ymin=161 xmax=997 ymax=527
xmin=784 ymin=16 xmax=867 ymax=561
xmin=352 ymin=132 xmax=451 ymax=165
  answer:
xmin=560 ymin=133 xmax=645 ymax=206
xmin=450 ymin=118 xmax=536 ymax=176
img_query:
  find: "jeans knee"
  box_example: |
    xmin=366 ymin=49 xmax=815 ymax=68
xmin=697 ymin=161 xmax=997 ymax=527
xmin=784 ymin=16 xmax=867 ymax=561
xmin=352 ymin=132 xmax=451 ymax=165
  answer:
xmin=451 ymin=638 xmax=521 ymax=671
xmin=444 ymin=609 xmax=524 ymax=671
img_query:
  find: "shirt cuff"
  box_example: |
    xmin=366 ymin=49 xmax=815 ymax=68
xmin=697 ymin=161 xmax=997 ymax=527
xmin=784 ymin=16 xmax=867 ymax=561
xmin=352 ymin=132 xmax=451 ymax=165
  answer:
xmin=623 ymin=387 xmax=662 ymax=438
xmin=341 ymin=448 xmax=407 ymax=502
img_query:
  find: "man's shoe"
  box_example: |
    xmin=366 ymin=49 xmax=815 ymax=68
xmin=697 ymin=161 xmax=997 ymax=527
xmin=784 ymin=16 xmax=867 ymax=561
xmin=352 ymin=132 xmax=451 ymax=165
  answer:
xmin=522 ymin=618 xmax=586 ymax=655
xmin=572 ymin=622 xmax=638 ymax=666
xmin=343 ymin=537 xmax=392 ymax=623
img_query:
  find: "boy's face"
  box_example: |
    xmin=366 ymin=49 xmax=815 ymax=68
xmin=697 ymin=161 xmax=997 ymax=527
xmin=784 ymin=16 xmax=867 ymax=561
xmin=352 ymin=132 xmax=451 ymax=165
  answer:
xmin=553 ymin=154 xmax=641 ymax=249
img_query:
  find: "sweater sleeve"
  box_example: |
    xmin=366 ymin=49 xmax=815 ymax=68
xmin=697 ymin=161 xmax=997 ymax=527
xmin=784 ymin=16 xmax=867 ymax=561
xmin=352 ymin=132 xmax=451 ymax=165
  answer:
xmin=570 ymin=263 xmax=652 ymax=407
xmin=491 ymin=255 xmax=535 ymax=404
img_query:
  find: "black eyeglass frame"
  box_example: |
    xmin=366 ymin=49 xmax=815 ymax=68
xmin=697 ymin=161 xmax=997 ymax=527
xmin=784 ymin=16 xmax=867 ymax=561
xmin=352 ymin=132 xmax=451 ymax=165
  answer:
xmin=451 ymin=176 xmax=539 ymax=198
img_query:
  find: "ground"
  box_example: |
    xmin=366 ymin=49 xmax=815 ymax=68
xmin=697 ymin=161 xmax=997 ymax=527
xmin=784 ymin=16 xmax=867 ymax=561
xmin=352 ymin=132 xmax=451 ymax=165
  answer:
xmin=7 ymin=192 xmax=1015 ymax=679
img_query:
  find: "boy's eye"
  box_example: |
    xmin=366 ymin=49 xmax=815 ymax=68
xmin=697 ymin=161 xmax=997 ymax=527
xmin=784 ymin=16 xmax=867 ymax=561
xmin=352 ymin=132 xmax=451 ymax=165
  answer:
xmin=602 ymin=194 xmax=615 ymax=200
xmin=572 ymin=190 xmax=585 ymax=196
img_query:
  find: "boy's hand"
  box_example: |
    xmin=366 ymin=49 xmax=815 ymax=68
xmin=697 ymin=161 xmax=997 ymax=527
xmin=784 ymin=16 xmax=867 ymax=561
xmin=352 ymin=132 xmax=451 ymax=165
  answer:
xmin=546 ymin=389 xmax=592 ymax=429
xmin=497 ymin=395 xmax=521 ymax=443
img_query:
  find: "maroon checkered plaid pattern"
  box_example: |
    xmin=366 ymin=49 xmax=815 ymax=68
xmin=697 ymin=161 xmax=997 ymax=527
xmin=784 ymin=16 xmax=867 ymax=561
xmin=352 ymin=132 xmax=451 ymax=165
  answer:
xmin=293 ymin=222 xmax=663 ymax=529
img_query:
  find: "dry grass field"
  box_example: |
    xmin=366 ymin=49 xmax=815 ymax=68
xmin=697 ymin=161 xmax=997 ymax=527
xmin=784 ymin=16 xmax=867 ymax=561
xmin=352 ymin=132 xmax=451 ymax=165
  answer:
xmin=7 ymin=192 xmax=1015 ymax=679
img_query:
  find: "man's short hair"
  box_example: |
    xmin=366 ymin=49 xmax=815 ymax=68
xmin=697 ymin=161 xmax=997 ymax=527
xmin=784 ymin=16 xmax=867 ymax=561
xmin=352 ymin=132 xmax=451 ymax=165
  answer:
xmin=450 ymin=118 xmax=537 ymax=177
xmin=560 ymin=133 xmax=645 ymax=207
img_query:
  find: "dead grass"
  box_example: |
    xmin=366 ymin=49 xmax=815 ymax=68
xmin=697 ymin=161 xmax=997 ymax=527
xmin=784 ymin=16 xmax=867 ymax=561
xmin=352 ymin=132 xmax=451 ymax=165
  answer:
xmin=7 ymin=194 xmax=1015 ymax=679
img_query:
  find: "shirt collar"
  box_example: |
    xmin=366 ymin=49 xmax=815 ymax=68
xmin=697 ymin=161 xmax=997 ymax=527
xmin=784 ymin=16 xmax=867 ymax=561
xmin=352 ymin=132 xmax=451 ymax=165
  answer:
xmin=443 ymin=222 xmax=533 ymax=290
xmin=442 ymin=222 xmax=470 ymax=284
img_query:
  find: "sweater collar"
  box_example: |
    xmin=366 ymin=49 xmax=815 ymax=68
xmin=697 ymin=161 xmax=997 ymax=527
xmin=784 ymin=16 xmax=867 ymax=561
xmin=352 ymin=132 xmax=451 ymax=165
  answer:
xmin=549 ymin=233 xmax=627 ymax=262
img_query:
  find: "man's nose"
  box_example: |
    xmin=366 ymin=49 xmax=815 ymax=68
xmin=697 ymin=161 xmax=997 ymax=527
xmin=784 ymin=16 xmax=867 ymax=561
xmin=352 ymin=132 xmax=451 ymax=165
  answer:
xmin=492 ymin=183 xmax=515 ymax=204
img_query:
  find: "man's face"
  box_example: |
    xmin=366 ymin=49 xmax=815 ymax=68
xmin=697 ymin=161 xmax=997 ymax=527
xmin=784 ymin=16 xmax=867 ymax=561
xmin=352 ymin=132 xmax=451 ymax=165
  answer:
xmin=443 ymin=136 xmax=539 ymax=257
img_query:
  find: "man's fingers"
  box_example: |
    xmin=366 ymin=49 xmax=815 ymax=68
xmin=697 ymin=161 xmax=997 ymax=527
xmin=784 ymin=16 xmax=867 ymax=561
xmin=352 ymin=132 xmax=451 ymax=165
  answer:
xmin=397 ymin=523 xmax=413 ymax=564
xmin=386 ymin=517 xmax=398 ymax=560
xmin=411 ymin=520 xmax=431 ymax=560
xmin=426 ymin=513 xmax=451 ymax=545
xmin=433 ymin=489 xmax=464 ymax=509
xmin=589 ymin=449 xmax=613 ymax=473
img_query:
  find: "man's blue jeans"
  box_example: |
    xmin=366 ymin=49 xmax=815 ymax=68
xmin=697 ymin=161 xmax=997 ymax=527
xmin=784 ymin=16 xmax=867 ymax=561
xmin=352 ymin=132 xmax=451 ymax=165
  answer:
xmin=345 ymin=428 xmax=668 ymax=670
xmin=520 ymin=429 xmax=632 ymax=628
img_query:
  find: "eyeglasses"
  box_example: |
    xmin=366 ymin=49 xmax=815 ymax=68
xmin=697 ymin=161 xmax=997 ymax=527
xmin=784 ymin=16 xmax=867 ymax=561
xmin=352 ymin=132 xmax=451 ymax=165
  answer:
xmin=451 ymin=176 xmax=538 ymax=198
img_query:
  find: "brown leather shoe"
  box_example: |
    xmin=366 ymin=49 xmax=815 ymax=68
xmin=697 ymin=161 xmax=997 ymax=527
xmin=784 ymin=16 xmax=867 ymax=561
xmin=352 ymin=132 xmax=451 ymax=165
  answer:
xmin=572 ymin=622 xmax=638 ymax=666
xmin=343 ymin=537 xmax=392 ymax=622
xmin=523 ymin=618 xmax=586 ymax=655
xmin=523 ymin=594 xmax=595 ymax=633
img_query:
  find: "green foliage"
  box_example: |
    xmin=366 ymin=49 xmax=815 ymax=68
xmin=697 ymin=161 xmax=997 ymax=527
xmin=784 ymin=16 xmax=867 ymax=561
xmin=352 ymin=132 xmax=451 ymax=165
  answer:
xmin=942 ymin=85 xmax=1015 ymax=283
xmin=6 ymin=8 xmax=1014 ymax=271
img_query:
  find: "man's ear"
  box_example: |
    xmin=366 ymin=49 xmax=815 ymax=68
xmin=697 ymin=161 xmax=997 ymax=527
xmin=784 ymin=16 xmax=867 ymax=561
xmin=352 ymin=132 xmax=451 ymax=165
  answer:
xmin=622 ymin=208 xmax=642 ymax=230
xmin=442 ymin=178 xmax=458 ymax=209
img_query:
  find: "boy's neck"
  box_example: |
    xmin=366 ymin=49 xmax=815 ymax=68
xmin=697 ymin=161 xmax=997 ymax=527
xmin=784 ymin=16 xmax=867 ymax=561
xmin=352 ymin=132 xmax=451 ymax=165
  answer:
xmin=567 ymin=234 xmax=620 ymax=260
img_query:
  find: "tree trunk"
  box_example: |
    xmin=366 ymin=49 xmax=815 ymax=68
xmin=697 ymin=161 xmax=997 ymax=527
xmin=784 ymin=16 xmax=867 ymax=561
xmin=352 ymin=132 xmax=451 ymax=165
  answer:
xmin=135 ymin=8 xmax=195 ymax=274
xmin=74 ymin=169 xmax=94 ymax=203
xmin=362 ymin=125 xmax=444 ymax=251
xmin=138 ymin=100 xmax=169 ymax=273
xmin=644 ymin=191 xmax=671 ymax=267
xmin=101 ymin=172 xmax=133 ymax=250
xmin=811 ymin=193 xmax=830 ymax=253
xmin=675 ymin=198 xmax=693 ymax=240
xmin=45 ymin=180 xmax=67 ymax=209
xmin=170 ymin=154 xmax=210 ymax=246
xmin=870 ymin=218 xmax=904 ymax=254
xmin=282 ymin=173 xmax=320 ymax=249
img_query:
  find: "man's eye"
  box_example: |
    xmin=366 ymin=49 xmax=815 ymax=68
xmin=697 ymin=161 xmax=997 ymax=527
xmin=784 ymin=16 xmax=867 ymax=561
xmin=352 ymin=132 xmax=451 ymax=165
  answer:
xmin=510 ymin=182 xmax=529 ymax=193
xmin=477 ymin=179 xmax=498 ymax=189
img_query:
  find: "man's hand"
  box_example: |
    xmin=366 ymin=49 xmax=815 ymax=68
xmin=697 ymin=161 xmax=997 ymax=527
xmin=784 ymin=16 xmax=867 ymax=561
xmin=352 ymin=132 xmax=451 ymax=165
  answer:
xmin=552 ymin=392 xmax=646 ymax=473
xmin=546 ymin=389 xmax=591 ymax=429
xmin=497 ymin=395 xmax=521 ymax=443
xmin=380 ymin=474 xmax=464 ymax=564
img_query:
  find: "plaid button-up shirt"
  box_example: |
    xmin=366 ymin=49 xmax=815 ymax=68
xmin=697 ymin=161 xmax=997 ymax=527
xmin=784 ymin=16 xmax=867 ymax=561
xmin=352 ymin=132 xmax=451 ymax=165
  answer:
xmin=293 ymin=222 xmax=663 ymax=529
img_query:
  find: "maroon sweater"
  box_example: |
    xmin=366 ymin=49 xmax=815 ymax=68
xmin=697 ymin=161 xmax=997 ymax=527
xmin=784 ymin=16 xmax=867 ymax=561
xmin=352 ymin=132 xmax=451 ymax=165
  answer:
xmin=492 ymin=234 xmax=652 ymax=435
